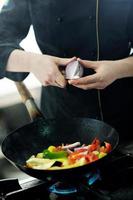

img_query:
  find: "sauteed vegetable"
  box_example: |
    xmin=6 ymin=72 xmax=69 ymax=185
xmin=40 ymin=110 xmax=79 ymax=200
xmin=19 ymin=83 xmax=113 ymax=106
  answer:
xmin=26 ymin=138 xmax=112 ymax=170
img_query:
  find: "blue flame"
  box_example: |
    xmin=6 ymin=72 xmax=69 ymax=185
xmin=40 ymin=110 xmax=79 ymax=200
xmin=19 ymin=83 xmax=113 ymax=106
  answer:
xmin=49 ymin=182 xmax=77 ymax=195
xmin=86 ymin=170 xmax=101 ymax=186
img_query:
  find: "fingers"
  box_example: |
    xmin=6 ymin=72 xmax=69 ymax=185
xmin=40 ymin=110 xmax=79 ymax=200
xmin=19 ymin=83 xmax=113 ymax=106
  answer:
xmin=68 ymin=73 xmax=102 ymax=90
xmin=68 ymin=74 xmax=98 ymax=85
xmin=55 ymin=72 xmax=67 ymax=88
xmin=77 ymin=58 xmax=97 ymax=70
xmin=55 ymin=56 xmax=77 ymax=66
xmin=69 ymin=75 xmax=107 ymax=90
xmin=71 ymin=83 xmax=99 ymax=90
xmin=43 ymin=78 xmax=66 ymax=88
xmin=40 ymin=67 xmax=66 ymax=88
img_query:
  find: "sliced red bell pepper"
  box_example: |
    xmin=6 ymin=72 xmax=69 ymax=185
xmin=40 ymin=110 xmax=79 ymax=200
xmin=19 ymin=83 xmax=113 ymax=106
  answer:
xmin=88 ymin=138 xmax=100 ymax=152
xmin=85 ymin=152 xmax=99 ymax=163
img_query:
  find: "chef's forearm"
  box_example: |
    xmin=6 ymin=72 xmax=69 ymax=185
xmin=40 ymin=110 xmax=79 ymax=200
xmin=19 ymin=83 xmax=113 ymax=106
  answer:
xmin=6 ymin=49 xmax=41 ymax=73
xmin=116 ymin=56 xmax=133 ymax=79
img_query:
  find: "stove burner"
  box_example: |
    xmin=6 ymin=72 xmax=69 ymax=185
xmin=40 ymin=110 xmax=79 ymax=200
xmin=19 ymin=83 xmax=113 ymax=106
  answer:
xmin=48 ymin=170 xmax=101 ymax=195
xmin=49 ymin=182 xmax=77 ymax=195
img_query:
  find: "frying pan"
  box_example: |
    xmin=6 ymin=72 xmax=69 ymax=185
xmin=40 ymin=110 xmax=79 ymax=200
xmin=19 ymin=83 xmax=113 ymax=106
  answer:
xmin=1 ymin=82 xmax=119 ymax=182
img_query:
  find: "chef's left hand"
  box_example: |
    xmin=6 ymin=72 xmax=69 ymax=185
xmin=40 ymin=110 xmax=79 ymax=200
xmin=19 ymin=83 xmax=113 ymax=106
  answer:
xmin=68 ymin=58 xmax=122 ymax=90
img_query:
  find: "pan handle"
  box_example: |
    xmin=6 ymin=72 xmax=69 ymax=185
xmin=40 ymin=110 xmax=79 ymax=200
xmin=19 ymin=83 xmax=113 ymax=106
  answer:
xmin=15 ymin=81 xmax=43 ymax=121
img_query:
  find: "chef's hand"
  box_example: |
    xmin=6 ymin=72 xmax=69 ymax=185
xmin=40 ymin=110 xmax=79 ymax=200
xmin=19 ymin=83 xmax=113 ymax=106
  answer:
xmin=68 ymin=58 xmax=122 ymax=90
xmin=31 ymin=54 xmax=76 ymax=88
xmin=6 ymin=50 xmax=76 ymax=88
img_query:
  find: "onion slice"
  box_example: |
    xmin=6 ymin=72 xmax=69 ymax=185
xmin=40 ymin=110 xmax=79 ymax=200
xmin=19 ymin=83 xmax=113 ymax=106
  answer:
xmin=61 ymin=142 xmax=81 ymax=150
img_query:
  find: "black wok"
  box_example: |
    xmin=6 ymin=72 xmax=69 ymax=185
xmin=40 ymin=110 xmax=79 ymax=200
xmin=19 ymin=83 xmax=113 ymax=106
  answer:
xmin=1 ymin=82 xmax=119 ymax=182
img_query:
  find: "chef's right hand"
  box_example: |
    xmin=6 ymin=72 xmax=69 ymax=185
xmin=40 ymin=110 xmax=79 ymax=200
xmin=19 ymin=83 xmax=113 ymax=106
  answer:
xmin=31 ymin=54 xmax=76 ymax=88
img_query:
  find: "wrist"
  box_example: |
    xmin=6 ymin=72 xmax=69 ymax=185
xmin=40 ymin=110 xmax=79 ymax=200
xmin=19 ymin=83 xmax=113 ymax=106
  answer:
xmin=29 ymin=53 xmax=53 ymax=73
xmin=6 ymin=50 xmax=41 ymax=73
xmin=28 ymin=52 xmax=42 ymax=73
xmin=115 ymin=57 xmax=133 ymax=79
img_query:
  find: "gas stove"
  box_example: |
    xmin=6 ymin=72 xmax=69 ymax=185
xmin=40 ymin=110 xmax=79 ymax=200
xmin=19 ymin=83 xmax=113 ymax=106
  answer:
xmin=1 ymin=152 xmax=133 ymax=200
